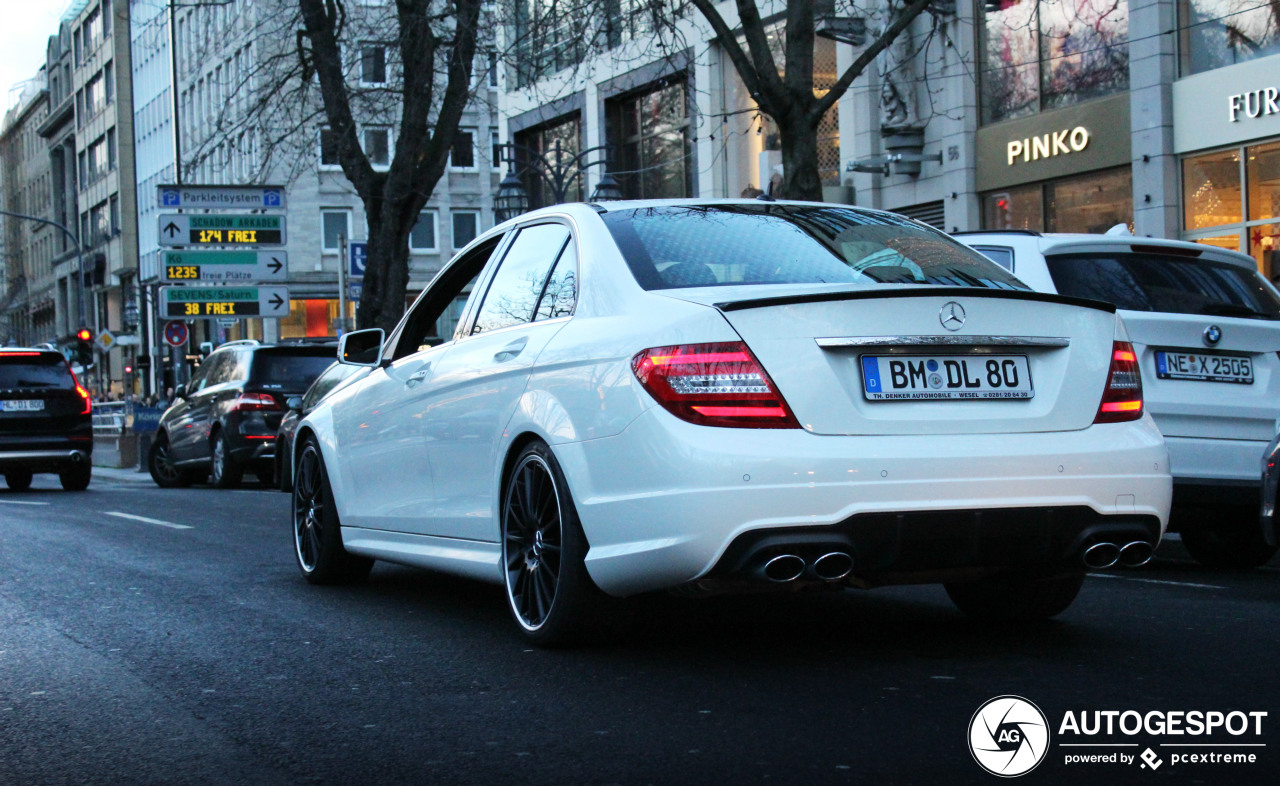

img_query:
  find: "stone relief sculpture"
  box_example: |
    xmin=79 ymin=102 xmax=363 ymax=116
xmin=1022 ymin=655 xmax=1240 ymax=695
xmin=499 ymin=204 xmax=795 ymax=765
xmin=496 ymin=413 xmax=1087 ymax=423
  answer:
xmin=878 ymin=0 xmax=922 ymax=132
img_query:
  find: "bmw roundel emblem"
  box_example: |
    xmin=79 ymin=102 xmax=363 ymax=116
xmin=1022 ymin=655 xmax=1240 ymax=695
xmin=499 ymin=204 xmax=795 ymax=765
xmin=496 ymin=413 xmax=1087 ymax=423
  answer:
xmin=1203 ymin=324 xmax=1222 ymax=346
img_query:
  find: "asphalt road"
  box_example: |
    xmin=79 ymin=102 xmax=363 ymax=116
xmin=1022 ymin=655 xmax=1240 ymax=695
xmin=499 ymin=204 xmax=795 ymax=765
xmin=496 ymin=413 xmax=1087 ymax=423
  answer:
xmin=2 ymin=471 xmax=1279 ymax=785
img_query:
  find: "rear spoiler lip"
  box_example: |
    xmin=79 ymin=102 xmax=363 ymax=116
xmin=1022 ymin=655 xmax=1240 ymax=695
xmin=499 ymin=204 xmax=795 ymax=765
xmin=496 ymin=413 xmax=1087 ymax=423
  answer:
xmin=713 ymin=286 xmax=1117 ymax=314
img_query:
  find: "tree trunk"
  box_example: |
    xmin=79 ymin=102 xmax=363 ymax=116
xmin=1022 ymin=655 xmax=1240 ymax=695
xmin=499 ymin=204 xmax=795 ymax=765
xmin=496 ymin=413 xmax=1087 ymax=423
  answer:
xmin=357 ymin=196 xmax=415 ymax=333
xmin=778 ymin=112 xmax=823 ymax=202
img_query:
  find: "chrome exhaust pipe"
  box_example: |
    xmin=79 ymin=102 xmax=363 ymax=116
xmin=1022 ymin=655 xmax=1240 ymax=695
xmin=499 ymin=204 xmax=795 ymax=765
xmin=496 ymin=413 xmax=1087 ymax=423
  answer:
xmin=1082 ymin=542 xmax=1120 ymax=570
xmin=761 ymin=554 xmax=806 ymax=583
xmin=812 ymin=552 xmax=853 ymax=581
xmin=1118 ymin=541 xmax=1154 ymax=568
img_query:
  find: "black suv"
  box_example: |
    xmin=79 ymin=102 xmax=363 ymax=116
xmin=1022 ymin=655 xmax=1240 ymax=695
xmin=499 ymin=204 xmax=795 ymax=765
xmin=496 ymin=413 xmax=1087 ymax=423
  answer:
xmin=148 ymin=339 xmax=337 ymax=489
xmin=0 ymin=347 xmax=94 ymax=491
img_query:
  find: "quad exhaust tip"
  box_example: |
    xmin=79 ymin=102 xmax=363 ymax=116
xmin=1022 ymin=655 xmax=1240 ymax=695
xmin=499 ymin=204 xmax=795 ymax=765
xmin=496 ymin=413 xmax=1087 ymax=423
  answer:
xmin=1118 ymin=540 xmax=1154 ymax=567
xmin=762 ymin=554 xmax=806 ymax=583
xmin=1082 ymin=542 xmax=1121 ymax=570
xmin=812 ymin=552 xmax=854 ymax=581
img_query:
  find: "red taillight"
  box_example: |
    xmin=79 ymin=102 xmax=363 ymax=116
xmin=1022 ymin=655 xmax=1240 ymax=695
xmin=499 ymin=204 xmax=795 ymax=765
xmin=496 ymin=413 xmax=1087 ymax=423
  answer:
xmin=67 ymin=367 xmax=91 ymax=415
xmin=631 ymin=342 xmax=801 ymax=429
xmin=1094 ymin=341 xmax=1143 ymax=424
xmin=0 ymin=351 xmax=41 ymax=356
xmin=233 ymin=392 xmax=280 ymax=413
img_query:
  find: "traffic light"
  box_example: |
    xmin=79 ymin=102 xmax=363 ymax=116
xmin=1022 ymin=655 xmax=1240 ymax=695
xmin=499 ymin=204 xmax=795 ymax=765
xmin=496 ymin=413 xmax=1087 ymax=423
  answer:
xmin=74 ymin=328 xmax=93 ymax=368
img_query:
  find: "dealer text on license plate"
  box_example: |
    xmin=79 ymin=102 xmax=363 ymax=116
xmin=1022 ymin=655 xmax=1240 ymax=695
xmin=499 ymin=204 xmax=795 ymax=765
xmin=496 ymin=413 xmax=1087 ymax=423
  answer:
xmin=1155 ymin=351 xmax=1252 ymax=384
xmin=0 ymin=399 xmax=44 ymax=412
xmin=861 ymin=355 xmax=1033 ymax=401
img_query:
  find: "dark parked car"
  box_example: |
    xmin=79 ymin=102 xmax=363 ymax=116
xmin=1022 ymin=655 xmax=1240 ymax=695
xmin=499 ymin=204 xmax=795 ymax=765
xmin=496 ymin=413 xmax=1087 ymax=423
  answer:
xmin=1261 ymin=432 xmax=1280 ymax=555
xmin=274 ymin=360 xmax=366 ymax=493
xmin=148 ymin=339 xmax=337 ymax=489
xmin=0 ymin=347 xmax=94 ymax=491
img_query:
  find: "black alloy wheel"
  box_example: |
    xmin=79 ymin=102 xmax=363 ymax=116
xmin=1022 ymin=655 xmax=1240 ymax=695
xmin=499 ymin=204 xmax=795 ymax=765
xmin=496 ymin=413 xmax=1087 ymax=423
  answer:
xmin=292 ymin=438 xmax=372 ymax=584
xmin=148 ymin=435 xmax=190 ymax=488
xmin=210 ymin=431 xmax=243 ymax=489
xmin=501 ymin=441 xmax=604 ymax=646
xmin=4 ymin=470 xmax=33 ymax=492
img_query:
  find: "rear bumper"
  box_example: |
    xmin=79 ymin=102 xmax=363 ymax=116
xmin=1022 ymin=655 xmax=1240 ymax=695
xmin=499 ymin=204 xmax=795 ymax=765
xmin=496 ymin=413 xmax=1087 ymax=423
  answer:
xmin=0 ymin=449 xmax=92 ymax=473
xmin=1164 ymin=435 xmax=1270 ymax=487
xmin=555 ymin=408 xmax=1171 ymax=596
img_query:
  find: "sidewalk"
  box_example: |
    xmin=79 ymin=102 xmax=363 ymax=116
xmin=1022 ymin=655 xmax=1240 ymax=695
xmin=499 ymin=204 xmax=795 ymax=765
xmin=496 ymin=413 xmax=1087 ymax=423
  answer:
xmin=91 ymin=464 xmax=153 ymax=484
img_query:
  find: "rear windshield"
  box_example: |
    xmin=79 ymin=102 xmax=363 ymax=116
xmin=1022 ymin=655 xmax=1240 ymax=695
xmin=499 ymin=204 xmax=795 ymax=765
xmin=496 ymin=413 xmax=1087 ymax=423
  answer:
xmin=1045 ymin=253 xmax=1280 ymax=319
xmin=0 ymin=352 xmax=75 ymax=389
xmin=601 ymin=205 xmax=1027 ymax=291
xmin=250 ymin=350 xmax=338 ymax=389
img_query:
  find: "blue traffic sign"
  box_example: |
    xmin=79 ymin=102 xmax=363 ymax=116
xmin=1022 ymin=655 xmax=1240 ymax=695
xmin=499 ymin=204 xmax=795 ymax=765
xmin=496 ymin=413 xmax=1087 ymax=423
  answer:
xmin=350 ymin=242 xmax=367 ymax=277
xmin=161 ymin=188 xmax=181 ymax=207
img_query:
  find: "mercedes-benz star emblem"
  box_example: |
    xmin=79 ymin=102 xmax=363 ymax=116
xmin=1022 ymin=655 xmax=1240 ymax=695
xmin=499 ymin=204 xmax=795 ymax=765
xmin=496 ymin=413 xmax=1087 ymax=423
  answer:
xmin=1204 ymin=324 xmax=1222 ymax=346
xmin=939 ymin=301 xmax=966 ymax=331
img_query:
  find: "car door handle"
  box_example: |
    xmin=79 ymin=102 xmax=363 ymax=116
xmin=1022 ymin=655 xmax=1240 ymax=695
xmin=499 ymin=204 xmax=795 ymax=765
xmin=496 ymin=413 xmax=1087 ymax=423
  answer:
xmin=493 ymin=338 xmax=528 ymax=362
xmin=404 ymin=365 xmax=432 ymax=388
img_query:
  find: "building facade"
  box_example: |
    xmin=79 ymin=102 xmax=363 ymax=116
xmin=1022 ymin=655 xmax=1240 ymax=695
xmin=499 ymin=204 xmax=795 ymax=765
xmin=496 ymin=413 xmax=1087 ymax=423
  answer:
xmin=1 ymin=73 xmax=54 ymax=347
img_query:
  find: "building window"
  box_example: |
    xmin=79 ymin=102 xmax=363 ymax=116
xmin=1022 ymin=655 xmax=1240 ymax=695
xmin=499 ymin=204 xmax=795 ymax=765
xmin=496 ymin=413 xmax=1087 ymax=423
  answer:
xmin=409 ymin=210 xmax=438 ymax=252
xmin=107 ymin=127 xmax=116 ymax=170
xmin=363 ymin=127 xmax=390 ymax=167
xmin=514 ymin=113 xmax=582 ymax=208
xmin=979 ymin=0 xmax=1129 ymax=125
xmin=488 ymin=51 xmax=498 ymax=87
xmin=982 ymin=167 xmax=1132 ymax=234
xmin=1179 ymin=0 xmax=1280 ymax=76
xmin=513 ymin=0 xmax=586 ymax=87
xmin=1182 ymin=142 xmax=1280 ymax=279
xmin=491 ymin=130 xmax=502 ymax=167
xmin=319 ymin=127 xmax=341 ymax=167
xmin=450 ymin=128 xmax=476 ymax=169
xmin=452 ymin=210 xmax=479 ymax=249
xmin=360 ymin=44 xmax=386 ymax=84
xmin=321 ymin=210 xmax=353 ymax=252
xmin=104 ymin=61 xmax=114 ymax=104
xmin=109 ymin=195 xmax=120 ymax=234
xmin=607 ymin=79 xmax=691 ymax=200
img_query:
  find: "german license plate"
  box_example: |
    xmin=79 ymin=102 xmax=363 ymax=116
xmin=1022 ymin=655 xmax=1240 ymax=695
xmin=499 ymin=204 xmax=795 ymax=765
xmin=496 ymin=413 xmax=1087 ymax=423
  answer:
xmin=861 ymin=355 xmax=1033 ymax=401
xmin=0 ymin=399 xmax=44 ymax=412
xmin=1155 ymin=351 xmax=1253 ymax=384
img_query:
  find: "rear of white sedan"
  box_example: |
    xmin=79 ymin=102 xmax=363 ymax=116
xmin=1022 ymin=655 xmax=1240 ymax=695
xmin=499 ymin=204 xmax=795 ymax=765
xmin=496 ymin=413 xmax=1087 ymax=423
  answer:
xmin=294 ymin=201 xmax=1170 ymax=645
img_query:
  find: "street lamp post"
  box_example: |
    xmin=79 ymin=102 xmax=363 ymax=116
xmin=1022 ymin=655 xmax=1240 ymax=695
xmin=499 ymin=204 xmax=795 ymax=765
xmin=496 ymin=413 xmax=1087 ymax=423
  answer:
xmin=493 ymin=141 xmax=622 ymax=222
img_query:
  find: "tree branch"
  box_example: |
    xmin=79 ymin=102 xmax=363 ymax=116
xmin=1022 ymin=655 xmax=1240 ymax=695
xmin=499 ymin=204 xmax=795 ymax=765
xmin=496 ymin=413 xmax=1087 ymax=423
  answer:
xmin=813 ymin=0 xmax=934 ymax=120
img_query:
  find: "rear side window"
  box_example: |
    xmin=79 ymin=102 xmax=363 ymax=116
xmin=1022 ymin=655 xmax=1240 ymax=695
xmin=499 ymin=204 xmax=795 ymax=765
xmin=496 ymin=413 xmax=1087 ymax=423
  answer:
xmin=1045 ymin=253 xmax=1280 ymax=319
xmin=970 ymin=245 xmax=1014 ymax=271
xmin=601 ymin=205 xmax=1027 ymax=291
xmin=250 ymin=351 xmax=340 ymax=388
xmin=472 ymin=223 xmax=571 ymax=334
xmin=0 ymin=353 xmax=75 ymax=389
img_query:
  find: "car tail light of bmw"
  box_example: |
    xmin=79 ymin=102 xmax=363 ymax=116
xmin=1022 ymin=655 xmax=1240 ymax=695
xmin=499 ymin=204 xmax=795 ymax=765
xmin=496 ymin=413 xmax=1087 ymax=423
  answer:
xmin=1094 ymin=341 xmax=1143 ymax=423
xmin=233 ymin=392 xmax=281 ymax=413
xmin=631 ymin=342 xmax=801 ymax=429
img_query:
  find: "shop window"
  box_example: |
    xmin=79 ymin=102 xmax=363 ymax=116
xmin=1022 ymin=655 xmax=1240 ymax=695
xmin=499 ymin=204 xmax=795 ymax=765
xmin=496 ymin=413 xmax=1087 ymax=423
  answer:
xmin=606 ymin=79 xmax=691 ymax=200
xmin=279 ymin=299 xmax=355 ymax=339
xmin=982 ymin=168 xmax=1131 ymax=234
xmin=1184 ymin=150 xmax=1243 ymax=230
xmin=1182 ymin=142 xmax=1280 ymax=278
xmin=980 ymin=0 xmax=1129 ymax=125
xmin=1179 ymin=0 xmax=1280 ymax=76
xmin=1248 ymin=141 xmax=1280 ymax=222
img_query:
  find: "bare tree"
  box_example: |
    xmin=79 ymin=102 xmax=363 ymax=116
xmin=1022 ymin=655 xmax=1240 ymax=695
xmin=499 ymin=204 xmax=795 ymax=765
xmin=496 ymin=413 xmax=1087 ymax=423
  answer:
xmin=299 ymin=0 xmax=483 ymax=332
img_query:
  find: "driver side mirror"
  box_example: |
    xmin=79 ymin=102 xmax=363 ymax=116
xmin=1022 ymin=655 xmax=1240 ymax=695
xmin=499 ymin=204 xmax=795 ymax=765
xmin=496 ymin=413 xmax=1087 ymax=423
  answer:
xmin=338 ymin=328 xmax=385 ymax=367
xmin=285 ymin=395 xmax=304 ymax=412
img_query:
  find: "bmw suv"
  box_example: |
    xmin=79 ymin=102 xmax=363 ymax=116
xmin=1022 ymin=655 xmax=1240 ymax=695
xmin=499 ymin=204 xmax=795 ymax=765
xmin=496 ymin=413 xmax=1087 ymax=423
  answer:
xmin=0 ymin=347 xmax=94 ymax=491
xmin=956 ymin=228 xmax=1280 ymax=568
xmin=148 ymin=339 xmax=337 ymax=489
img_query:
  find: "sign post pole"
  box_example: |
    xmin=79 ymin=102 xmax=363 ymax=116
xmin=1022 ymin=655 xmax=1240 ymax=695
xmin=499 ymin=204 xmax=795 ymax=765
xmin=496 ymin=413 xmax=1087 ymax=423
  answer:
xmin=338 ymin=235 xmax=348 ymax=337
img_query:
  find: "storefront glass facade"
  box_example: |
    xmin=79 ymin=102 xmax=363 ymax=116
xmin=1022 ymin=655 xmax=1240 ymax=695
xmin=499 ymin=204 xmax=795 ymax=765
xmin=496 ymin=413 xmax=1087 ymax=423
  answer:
xmin=982 ymin=167 xmax=1133 ymax=233
xmin=980 ymin=0 xmax=1130 ymax=125
xmin=1182 ymin=140 xmax=1280 ymax=278
xmin=1179 ymin=0 xmax=1280 ymax=76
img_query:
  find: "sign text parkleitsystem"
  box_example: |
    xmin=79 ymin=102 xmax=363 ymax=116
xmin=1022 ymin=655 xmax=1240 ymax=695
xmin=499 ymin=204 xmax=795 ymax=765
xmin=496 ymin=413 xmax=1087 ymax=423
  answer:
xmin=157 ymin=184 xmax=286 ymax=209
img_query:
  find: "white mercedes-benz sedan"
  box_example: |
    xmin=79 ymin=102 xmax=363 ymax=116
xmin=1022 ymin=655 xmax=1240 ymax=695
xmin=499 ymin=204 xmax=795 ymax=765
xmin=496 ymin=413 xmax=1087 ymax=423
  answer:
xmin=291 ymin=200 xmax=1172 ymax=645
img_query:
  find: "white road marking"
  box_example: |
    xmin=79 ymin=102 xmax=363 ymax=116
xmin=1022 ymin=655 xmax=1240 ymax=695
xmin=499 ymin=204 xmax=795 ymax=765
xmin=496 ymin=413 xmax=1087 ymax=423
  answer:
xmin=0 ymin=499 xmax=49 ymax=506
xmin=104 ymin=511 xmax=192 ymax=530
xmin=1089 ymin=573 xmax=1227 ymax=590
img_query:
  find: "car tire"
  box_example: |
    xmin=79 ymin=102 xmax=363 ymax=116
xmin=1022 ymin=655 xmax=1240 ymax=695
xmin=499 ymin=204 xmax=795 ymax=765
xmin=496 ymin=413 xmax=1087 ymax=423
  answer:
xmin=1180 ymin=519 xmax=1279 ymax=569
xmin=148 ymin=434 xmax=191 ymax=488
xmin=945 ymin=569 xmax=1086 ymax=622
xmin=4 ymin=470 xmax=33 ymax=491
xmin=292 ymin=438 xmax=373 ymax=584
xmin=501 ymin=441 xmax=607 ymax=647
xmin=210 ymin=431 xmax=243 ymax=490
xmin=59 ymin=463 xmax=91 ymax=491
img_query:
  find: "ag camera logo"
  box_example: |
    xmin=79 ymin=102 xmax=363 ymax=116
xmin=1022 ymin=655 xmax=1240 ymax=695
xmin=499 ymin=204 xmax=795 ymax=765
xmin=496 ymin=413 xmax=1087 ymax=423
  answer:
xmin=969 ymin=695 xmax=1050 ymax=777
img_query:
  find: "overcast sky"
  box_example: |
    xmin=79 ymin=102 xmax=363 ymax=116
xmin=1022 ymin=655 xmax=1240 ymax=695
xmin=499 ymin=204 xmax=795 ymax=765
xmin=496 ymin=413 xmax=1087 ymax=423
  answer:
xmin=2 ymin=1 xmax=74 ymax=108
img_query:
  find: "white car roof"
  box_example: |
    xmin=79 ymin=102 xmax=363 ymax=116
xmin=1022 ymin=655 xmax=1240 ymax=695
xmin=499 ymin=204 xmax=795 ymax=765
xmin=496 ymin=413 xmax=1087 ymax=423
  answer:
xmin=958 ymin=231 xmax=1258 ymax=271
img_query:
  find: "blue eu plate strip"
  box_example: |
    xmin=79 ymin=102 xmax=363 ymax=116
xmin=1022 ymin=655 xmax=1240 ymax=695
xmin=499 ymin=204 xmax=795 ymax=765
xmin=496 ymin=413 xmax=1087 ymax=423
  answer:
xmin=861 ymin=356 xmax=881 ymax=392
